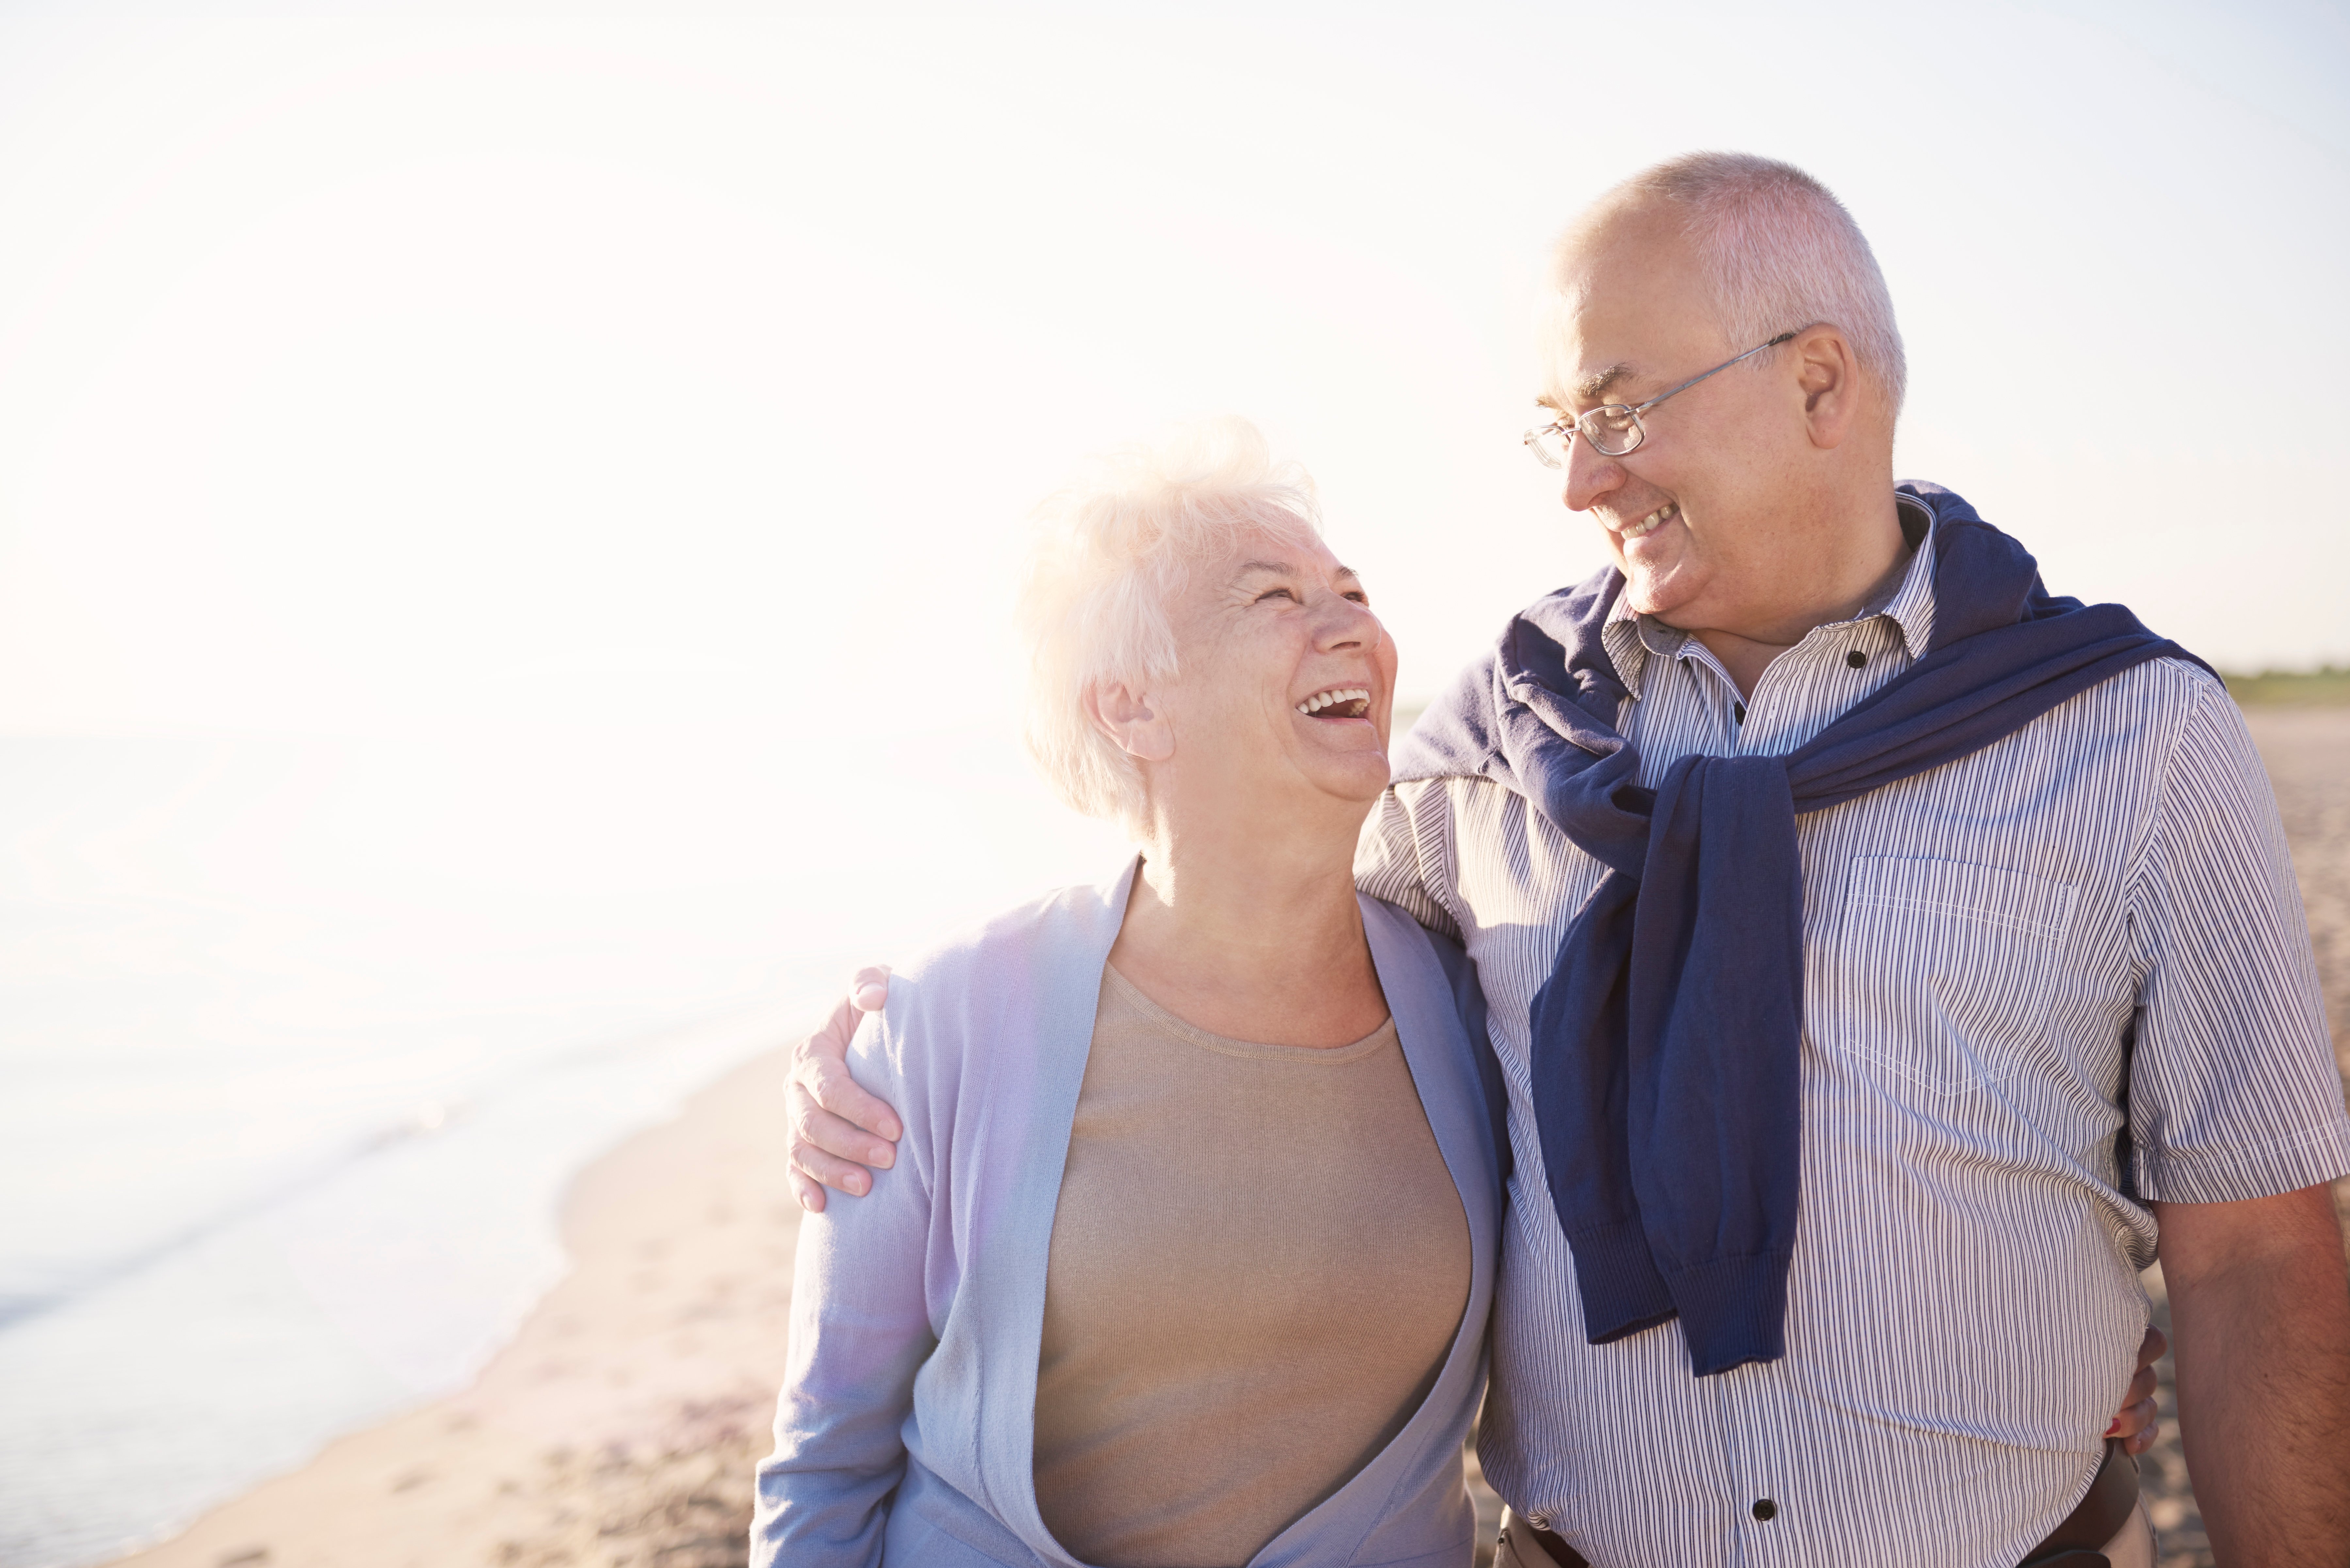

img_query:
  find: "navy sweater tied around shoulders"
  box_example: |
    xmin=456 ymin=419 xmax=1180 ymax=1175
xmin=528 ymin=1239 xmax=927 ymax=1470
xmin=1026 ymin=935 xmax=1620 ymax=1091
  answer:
xmin=1390 ymin=482 xmax=2206 ymax=1375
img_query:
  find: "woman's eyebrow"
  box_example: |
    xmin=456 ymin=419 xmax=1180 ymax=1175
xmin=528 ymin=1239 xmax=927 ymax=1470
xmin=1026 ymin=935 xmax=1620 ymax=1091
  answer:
xmin=1237 ymin=560 xmax=1358 ymax=586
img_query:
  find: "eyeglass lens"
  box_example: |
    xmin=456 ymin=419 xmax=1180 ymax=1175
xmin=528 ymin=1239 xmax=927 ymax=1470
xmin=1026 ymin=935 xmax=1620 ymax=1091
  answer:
xmin=1580 ymin=406 xmax=1642 ymax=456
xmin=1528 ymin=407 xmax=1643 ymax=467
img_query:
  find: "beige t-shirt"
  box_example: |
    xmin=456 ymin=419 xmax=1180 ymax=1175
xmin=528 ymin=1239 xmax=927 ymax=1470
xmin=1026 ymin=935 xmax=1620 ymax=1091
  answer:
xmin=1031 ymin=965 xmax=1472 ymax=1568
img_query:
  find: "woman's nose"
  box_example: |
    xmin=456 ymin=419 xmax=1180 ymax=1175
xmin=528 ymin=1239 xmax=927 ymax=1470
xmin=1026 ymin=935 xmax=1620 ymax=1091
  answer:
xmin=1314 ymin=594 xmax=1377 ymax=648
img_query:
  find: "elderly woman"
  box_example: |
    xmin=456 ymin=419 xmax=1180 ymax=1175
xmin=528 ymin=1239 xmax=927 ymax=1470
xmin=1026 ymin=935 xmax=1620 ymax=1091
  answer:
xmin=752 ymin=420 xmax=1504 ymax=1568
xmin=756 ymin=423 xmax=2165 ymax=1568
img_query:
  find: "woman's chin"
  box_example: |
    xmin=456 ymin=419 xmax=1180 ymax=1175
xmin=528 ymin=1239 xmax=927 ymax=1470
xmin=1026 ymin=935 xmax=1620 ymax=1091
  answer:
xmin=1301 ymin=752 xmax=1393 ymax=807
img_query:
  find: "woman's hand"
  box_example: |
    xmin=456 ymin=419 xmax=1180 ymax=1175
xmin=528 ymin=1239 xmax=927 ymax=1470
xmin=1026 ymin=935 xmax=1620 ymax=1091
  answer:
xmin=2106 ymin=1323 xmax=2167 ymax=1456
xmin=787 ymin=966 xmax=903 ymax=1212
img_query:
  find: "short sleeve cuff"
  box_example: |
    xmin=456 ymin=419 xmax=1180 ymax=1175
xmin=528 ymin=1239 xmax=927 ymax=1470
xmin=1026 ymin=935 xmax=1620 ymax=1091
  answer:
xmin=2135 ymin=1112 xmax=2350 ymax=1205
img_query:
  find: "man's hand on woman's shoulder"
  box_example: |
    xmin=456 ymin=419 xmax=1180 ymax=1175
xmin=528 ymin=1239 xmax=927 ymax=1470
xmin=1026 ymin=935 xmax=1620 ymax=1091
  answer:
xmin=787 ymin=965 xmax=902 ymax=1212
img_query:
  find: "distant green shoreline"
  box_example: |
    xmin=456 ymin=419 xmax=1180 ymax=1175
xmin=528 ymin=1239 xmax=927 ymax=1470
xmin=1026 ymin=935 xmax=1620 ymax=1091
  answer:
xmin=2223 ymin=667 xmax=2350 ymax=707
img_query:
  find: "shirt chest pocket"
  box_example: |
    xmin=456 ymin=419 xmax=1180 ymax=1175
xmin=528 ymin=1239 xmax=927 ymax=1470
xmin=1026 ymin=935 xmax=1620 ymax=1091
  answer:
xmin=1822 ymin=856 xmax=2081 ymax=1095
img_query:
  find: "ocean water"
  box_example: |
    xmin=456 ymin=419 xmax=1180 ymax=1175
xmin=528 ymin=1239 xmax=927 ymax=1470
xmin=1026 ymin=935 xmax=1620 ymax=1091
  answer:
xmin=0 ymin=727 xmax=1123 ymax=1568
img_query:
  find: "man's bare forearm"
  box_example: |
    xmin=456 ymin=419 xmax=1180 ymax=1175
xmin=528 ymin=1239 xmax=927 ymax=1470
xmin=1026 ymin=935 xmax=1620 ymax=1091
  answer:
xmin=2158 ymin=1185 xmax=2350 ymax=1565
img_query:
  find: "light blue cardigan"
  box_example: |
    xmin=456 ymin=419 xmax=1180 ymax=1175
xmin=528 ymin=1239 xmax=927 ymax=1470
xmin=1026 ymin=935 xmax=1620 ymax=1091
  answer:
xmin=753 ymin=859 xmax=1507 ymax=1568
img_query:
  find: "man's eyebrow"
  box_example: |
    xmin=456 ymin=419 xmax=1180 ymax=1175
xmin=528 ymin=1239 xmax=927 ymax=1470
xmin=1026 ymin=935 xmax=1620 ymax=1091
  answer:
xmin=1536 ymin=363 xmax=1641 ymax=412
xmin=1573 ymin=362 xmax=1639 ymax=404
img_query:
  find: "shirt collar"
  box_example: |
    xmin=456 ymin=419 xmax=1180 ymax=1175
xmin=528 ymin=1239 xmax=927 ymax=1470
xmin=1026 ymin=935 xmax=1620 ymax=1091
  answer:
xmin=1874 ymin=492 xmax=1937 ymax=655
xmin=1600 ymin=492 xmax=1939 ymax=702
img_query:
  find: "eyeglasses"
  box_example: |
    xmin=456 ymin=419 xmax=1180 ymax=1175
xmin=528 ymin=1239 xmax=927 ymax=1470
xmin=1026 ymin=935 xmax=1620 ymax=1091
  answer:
xmin=1523 ymin=331 xmax=1797 ymax=468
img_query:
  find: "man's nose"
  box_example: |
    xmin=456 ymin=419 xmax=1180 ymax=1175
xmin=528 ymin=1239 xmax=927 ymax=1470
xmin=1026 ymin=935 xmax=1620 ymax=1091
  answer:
xmin=1562 ymin=432 xmax=1626 ymax=513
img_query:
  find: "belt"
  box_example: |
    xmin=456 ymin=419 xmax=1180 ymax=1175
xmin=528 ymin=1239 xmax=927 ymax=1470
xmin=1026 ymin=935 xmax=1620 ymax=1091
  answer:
xmin=1517 ymin=1440 xmax=2138 ymax=1568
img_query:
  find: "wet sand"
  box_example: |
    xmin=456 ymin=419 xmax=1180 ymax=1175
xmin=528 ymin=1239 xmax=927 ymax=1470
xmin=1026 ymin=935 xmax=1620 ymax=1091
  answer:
xmin=109 ymin=1048 xmax=801 ymax=1568
xmin=110 ymin=707 xmax=2350 ymax=1568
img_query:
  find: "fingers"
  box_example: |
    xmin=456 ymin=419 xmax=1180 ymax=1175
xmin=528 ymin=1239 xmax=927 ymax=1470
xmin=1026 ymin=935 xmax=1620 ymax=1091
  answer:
xmin=781 ymin=967 xmax=905 ymax=1210
xmin=790 ymin=1075 xmax=897 ymax=1169
xmin=792 ymin=1136 xmax=883 ymax=1200
xmin=801 ymin=1051 xmax=902 ymax=1145
xmin=788 ymin=1078 xmax=892 ymax=1196
xmin=794 ymin=966 xmax=891 ymax=1064
xmin=2110 ymin=1394 xmax=2161 ymax=1454
xmin=2106 ymin=1332 xmax=2165 ymax=1448
xmin=2106 ymin=1322 xmax=2169 ymax=1451
xmin=2123 ymin=1361 xmax=2159 ymax=1411
xmin=789 ymin=968 xmax=898 ymax=1128
xmin=790 ymin=1168 xmax=828 ymax=1214
xmin=787 ymin=971 xmax=902 ymax=1144
xmin=799 ymin=994 xmax=861 ymax=1065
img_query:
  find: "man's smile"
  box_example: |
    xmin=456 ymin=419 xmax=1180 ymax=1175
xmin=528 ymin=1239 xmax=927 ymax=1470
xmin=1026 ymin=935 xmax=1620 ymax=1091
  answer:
xmin=1615 ymin=501 xmax=1679 ymax=542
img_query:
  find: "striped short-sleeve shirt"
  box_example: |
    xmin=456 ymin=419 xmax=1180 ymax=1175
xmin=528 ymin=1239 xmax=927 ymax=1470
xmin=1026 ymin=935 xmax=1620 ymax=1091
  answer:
xmin=1355 ymin=494 xmax=2350 ymax=1568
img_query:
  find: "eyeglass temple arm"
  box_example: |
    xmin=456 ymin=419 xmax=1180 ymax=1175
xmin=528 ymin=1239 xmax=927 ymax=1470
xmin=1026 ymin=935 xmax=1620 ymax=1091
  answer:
xmin=1633 ymin=330 xmax=1800 ymax=414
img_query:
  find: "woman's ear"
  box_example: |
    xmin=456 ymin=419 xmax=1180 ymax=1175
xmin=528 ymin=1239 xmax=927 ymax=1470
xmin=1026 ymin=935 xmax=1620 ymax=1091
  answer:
xmin=1085 ymin=681 xmax=1175 ymax=763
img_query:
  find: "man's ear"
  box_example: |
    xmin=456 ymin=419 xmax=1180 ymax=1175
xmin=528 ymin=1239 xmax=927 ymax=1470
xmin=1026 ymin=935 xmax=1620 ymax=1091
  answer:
xmin=1792 ymin=324 xmax=1863 ymax=450
xmin=1085 ymin=681 xmax=1175 ymax=763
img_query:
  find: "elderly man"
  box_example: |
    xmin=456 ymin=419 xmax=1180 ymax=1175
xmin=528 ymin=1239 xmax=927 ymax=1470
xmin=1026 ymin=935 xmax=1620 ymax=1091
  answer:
xmin=787 ymin=154 xmax=2350 ymax=1567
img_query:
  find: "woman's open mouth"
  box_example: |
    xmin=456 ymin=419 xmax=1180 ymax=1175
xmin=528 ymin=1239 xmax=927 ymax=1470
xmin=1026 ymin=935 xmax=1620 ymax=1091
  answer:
xmin=1295 ymin=686 xmax=1372 ymax=720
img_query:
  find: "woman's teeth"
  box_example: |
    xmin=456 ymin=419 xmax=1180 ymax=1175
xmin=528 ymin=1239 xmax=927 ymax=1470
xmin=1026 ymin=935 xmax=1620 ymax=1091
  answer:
xmin=1622 ymin=502 xmax=1678 ymax=541
xmin=1296 ymin=687 xmax=1372 ymax=718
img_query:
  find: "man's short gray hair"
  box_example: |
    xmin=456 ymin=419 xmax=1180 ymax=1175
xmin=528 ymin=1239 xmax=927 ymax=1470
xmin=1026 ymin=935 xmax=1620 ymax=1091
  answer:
xmin=1580 ymin=152 xmax=1907 ymax=412
xmin=1016 ymin=418 xmax=1321 ymax=830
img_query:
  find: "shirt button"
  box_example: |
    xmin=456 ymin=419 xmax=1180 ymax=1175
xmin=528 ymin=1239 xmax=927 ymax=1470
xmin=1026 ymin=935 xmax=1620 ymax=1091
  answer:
xmin=1846 ymin=649 xmax=1867 ymax=668
xmin=1752 ymin=1498 xmax=1779 ymax=1522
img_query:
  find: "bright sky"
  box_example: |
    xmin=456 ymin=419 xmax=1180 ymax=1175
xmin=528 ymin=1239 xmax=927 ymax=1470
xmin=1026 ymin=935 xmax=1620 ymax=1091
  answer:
xmin=1 ymin=0 xmax=2345 ymax=745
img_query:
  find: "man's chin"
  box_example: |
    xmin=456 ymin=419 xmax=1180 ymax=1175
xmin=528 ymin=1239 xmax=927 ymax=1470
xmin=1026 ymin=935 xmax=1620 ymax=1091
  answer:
xmin=1619 ymin=565 xmax=1694 ymax=621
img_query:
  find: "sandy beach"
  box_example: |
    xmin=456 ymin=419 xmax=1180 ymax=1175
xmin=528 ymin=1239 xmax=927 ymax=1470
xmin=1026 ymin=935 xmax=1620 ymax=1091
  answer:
xmin=108 ymin=706 xmax=2350 ymax=1568
xmin=110 ymin=1046 xmax=802 ymax=1568
xmin=2242 ymin=705 xmax=2350 ymax=1265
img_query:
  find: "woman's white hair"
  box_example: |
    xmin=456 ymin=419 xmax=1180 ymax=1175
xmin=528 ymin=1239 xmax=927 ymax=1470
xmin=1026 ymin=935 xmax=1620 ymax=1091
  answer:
xmin=1574 ymin=152 xmax=1907 ymax=412
xmin=1017 ymin=417 xmax=1321 ymax=831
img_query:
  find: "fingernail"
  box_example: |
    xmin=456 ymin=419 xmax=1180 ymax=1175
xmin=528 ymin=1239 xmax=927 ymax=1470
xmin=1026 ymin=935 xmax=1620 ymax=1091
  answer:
xmin=882 ymin=1117 xmax=902 ymax=1141
xmin=2104 ymin=1419 xmax=2121 ymax=1436
xmin=847 ymin=1173 xmax=868 ymax=1196
xmin=870 ymin=1145 xmax=895 ymax=1169
xmin=854 ymin=983 xmax=887 ymax=1009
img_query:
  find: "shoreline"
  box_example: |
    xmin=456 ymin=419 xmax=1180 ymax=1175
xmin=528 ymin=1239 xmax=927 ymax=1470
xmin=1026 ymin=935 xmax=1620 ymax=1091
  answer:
xmin=108 ymin=1047 xmax=802 ymax=1568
